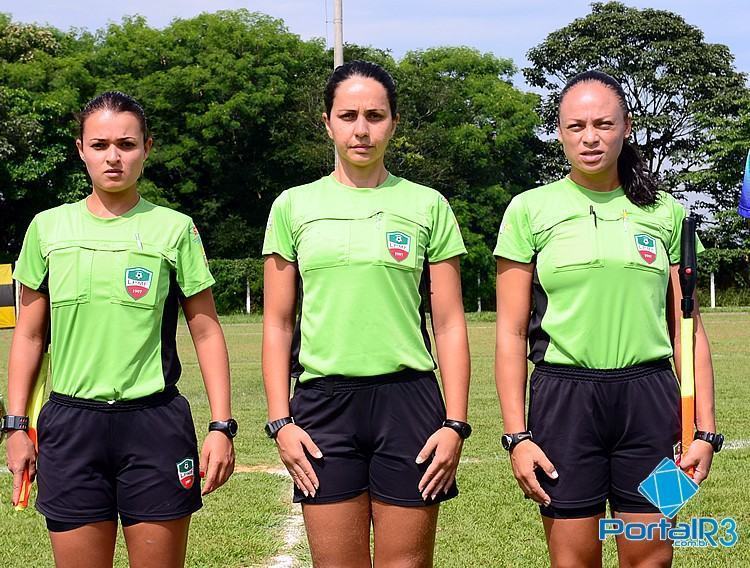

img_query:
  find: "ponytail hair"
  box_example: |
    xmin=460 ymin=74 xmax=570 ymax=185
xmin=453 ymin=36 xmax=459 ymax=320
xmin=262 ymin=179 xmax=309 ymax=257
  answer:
xmin=559 ymin=70 xmax=659 ymax=207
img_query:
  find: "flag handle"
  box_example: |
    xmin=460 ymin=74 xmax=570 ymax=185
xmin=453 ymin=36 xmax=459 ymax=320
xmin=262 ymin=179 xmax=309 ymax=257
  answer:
xmin=678 ymin=216 xmax=697 ymax=476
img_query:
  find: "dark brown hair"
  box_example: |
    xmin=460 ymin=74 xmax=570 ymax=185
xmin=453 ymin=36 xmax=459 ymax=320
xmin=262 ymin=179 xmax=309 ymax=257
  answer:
xmin=324 ymin=60 xmax=398 ymax=118
xmin=77 ymin=91 xmax=149 ymax=143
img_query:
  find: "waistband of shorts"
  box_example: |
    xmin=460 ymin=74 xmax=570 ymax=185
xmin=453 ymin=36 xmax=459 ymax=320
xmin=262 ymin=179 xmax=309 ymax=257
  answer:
xmin=296 ymin=368 xmax=436 ymax=393
xmin=48 ymin=385 xmax=180 ymax=411
xmin=533 ymin=359 xmax=672 ymax=382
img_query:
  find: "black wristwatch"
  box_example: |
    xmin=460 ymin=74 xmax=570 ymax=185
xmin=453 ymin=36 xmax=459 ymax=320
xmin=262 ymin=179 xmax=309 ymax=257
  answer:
xmin=501 ymin=431 xmax=533 ymax=452
xmin=1 ymin=415 xmax=29 ymax=433
xmin=442 ymin=419 xmax=472 ymax=440
xmin=265 ymin=417 xmax=294 ymax=439
xmin=208 ymin=418 xmax=238 ymax=440
xmin=694 ymin=430 xmax=724 ymax=453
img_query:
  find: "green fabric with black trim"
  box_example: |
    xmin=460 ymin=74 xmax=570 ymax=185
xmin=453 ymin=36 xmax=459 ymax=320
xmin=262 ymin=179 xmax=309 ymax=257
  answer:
xmin=14 ymin=198 xmax=214 ymax=400
xmin=494 ymin=177 xmax=703 ymax=369
xmin=263 ymin=174 xmax=466 ymax=382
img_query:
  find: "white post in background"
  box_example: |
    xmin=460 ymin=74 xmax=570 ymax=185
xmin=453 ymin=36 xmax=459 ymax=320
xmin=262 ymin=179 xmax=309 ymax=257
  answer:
xmin=333 ymin=0 xmax=344 ymax=168
xmin=710 ymin=271 xmax=716 ymax=308
xmin=477 ymin=274 xmax=482 ymax=312
xmin=246 ymin=279 xmax=251 ymax=314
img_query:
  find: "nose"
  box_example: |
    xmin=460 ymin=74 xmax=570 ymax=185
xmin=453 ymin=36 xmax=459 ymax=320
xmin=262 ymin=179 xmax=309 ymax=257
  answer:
xmin=582 ymin=125 xmax=599 ymax=146
xmin=106 ymin=144 xmax=121 ymax=163
xmin=353 ymin=114 xmax=369 ymax=138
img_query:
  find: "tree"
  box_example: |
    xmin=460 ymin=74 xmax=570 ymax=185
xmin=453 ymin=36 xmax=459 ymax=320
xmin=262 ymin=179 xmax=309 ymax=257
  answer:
xmin=524 ymin=1 xmax=748 ymax=212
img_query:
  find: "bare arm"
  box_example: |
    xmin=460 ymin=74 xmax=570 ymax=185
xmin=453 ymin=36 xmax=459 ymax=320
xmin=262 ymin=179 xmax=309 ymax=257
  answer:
xmin=262 ymin=255 xmax=321 ymax=497
xmin=666 ymin=264 xmax=716 ymax=482
xmin=6 ymin=285 xmax=49 ymax=504
xmin=495 ymin=259 xmax=533 ymax=433
xmin=416 ymin=257 xmax=470 ymax=499
xmin=430 ymin=257 xmax=470 ymax=422
xmin=181 ymin=288 xmax=234 ymax=494
xmin=261 ymin=255 xmax=297 ymax=421
xmin=495 ymin=258 xmax=557 ymax=505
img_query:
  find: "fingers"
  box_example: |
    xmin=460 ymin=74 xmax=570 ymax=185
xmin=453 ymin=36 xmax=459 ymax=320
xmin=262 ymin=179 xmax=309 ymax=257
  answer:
xmin=277 ymin=426 xmax=321 ymax=497
xmin=692 ymin=467 xmax=708 ymax=484
xmin=511 ymin=445 xmax=554 ymax=506
xmin=11 ymin=468 xmax=24 ymax=507
xmin=199 ymin=446 xmax=208 ymax=480
xmin=201 ymin=454 xmax=221 ymax=496
xmin=416 ymin=433 xmax=439 ymax=465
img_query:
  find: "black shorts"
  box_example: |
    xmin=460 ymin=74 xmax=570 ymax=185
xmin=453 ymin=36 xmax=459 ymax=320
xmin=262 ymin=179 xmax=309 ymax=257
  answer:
xmin=36 ymin=386 xmax=202 ymax=528
xmin=527 ymin=360 xmax=680 ymax=519
xmin=289 ymin=370 xmax=458 ymax=506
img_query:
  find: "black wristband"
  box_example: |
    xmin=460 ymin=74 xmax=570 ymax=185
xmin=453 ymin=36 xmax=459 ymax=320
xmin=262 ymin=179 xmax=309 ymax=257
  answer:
xmin=442 ymin=419 xmax=472 ymax=440
xmin=265 ymin=417 xmax=294 ymax=439
xmin=1 ymin=415 xmax=29 ymax=432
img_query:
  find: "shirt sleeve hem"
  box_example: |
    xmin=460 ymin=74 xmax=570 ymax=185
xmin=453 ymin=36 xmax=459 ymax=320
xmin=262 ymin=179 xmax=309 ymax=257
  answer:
xmin=13 ymin=272 xmax=45 ymax=291
xmin=428 ymin=247 xmax=468 ymax=263
xmin=262 ymin=249 xmax=296 ymax=262
xmin=493 ymin=250 xmax=534 ymax=263
xmin=180 ymin=277 xmax=216 ymax=298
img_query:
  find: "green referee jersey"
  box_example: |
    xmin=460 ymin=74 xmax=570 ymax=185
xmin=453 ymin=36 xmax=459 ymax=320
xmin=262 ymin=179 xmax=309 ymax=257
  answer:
xmin=263 ymin=174 xmax=467 ymax=382
xmin=13 ymin=197 xmax=215 ymax=401
xmin=494 ymin=177 xmax=703 ymax=369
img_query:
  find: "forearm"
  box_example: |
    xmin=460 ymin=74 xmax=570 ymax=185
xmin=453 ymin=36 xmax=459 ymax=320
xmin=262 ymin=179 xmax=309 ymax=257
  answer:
xmin=193 ymin=329 xmax=232 ymax=421
xmin=262 ymin=325 xmax=294 ymax=420
xmin=496 ymin=330 xmax=529 ymax=433
xmin=693 ymin=317 xmax=716 ymax=432
xmin=7 ymin=334 xmax=46 ymax=415
xmin=434 ymin=323 xmax=470 ymax=422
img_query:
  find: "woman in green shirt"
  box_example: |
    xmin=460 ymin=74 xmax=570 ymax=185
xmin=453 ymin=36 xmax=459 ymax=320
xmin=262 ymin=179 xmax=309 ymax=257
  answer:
xmin=263 ymin=61 xmax=471 ymax=566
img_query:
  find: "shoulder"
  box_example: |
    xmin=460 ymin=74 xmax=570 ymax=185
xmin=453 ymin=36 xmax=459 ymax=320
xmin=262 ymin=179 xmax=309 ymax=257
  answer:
xmin=139 ymin=199 xmax=195 ymax=230
xmin=511 ymin=179 xmax=571 ymax=208
xmin=32 ymin=201 xmax=82 ymax=235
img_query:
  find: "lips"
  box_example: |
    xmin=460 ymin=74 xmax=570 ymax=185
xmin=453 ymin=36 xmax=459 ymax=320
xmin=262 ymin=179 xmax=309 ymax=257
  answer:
xmin=580 ymin=151 xmax=604 ymax=164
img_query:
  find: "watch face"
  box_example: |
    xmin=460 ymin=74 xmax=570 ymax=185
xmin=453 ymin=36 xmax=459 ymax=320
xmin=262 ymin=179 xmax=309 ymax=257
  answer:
xmin=501 ymin=434 xmax=512 ymax=450
xmin=227 ymin=419 xmax=238 ymax=438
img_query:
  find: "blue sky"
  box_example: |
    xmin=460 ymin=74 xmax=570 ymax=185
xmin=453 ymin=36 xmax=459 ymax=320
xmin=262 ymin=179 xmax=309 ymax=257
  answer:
xmin=2 ymin=1 xmax=748 ymax=86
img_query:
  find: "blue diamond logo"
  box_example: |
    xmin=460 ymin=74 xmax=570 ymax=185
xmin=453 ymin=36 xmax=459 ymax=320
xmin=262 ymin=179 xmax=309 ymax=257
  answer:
xmin=638 ymin=458 xmax=699 ymax=519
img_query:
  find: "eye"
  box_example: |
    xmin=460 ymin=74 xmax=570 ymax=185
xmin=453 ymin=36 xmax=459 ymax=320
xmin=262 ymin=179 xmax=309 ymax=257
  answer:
xmin=567 ymin=124 xmax=584 ymax=132
xmin=120 ymin=141 xmax=137 ymax=149
xmin=338 ymin=112 xmax=356 ymax=121
xmin=91 ymin=143 xmax=107 ymax=150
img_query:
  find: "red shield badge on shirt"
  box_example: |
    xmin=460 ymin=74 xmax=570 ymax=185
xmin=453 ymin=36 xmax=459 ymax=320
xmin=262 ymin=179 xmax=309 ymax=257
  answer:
xmin=634 ymin=234 xmax=657 ymax=264
xmin=386 ymin=231 xmax=411 ymax=262
xmin=176 ymin=458 xmax=195 ymax=489
xmin=125 ymin=267 xmax=153 ymax=300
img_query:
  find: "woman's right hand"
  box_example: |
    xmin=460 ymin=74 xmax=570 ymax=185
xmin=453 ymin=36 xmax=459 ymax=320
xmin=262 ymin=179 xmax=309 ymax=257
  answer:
xmin=6 ymin=430 xmax=37 ymax=506
xmin=275 ymin=424 xmax=323 ymax=498
xmin=509 ymin=440 xmax=558 ymax=507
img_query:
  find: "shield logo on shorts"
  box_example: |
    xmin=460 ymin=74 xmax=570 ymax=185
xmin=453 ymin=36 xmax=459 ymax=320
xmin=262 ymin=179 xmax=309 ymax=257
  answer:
xmin=386 ymin=231 xmax=411 ymax=262
xmin=176 ymin=458 xmax=195 ymax=489
xmin=634 ymin=234 xmax=657 ymax=264
xmin=125 ymin=267 xmax=153 ymax=300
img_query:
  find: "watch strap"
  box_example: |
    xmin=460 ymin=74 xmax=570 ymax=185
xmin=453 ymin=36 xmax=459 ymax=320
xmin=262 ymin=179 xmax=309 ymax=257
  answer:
xmin=209 ymin=418 xmax=238 ymax=439
xmin=442 ymin=419 xmax=472 ymax=440
xmin=502 ymin=430 xmax=533 ymax=452
xmin=265 ymin=417 xmax=294 ymax=439
xmin=694 ymin=430 xmax=724 ymax=452
xmin=1 ymin=415 xmax=29 ymax=432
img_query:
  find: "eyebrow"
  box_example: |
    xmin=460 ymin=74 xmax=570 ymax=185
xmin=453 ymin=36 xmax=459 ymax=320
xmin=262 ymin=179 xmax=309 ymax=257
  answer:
xmin=88 ymin=136 xmax=138 ymax=141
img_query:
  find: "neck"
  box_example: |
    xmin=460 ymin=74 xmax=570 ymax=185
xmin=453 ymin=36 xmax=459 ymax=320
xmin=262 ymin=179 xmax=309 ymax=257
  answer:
xmin=333 ymin=161 xmax=389 ymax=188
xmin=569 ymin=169 xmax=621 ymax=192
xmin=87 ymin=185 xmax=140 ymax=218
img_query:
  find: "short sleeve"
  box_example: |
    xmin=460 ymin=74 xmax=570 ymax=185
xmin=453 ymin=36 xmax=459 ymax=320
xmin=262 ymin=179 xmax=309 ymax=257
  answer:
xmin=175 ymin=220 xmax=215 ymax=297
xmin=262 ymin=191 xmax=296 ymax=261
xmin=427 ymin=194 xmax=467 ymax=262
xmin=13 ymin=216 xmax=48 ymax=291
xmin=493 ymin=196 xmax=535 ymax=263
xmin=666 ymin=197 xmax=705 ymax=265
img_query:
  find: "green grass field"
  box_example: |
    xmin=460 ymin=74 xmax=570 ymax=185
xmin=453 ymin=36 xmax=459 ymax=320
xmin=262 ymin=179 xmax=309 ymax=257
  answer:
xmin=1 ymin=312 xmax=748 ymax=567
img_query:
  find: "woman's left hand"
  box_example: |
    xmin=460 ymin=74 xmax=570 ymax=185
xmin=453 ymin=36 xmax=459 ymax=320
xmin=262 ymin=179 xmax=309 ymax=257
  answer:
xmin=416 ymin=427 xmax=464 ymax=501
xmin=680 ymin=440 xmax=714 ymax=484
xmin=200 ymin=431 xmax=236 ymax=495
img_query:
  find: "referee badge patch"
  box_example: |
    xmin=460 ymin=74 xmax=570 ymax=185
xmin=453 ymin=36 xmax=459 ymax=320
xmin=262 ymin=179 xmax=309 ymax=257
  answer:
xmin=125 ymin=267 xmax=153 ymax=300
xmin=176 ymin=458 xmax=195 ymax=489
xmin=386 ymin=231 xmax=411 ymax=262
xmin=634 ymin=234 xmax=657 ymax=264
